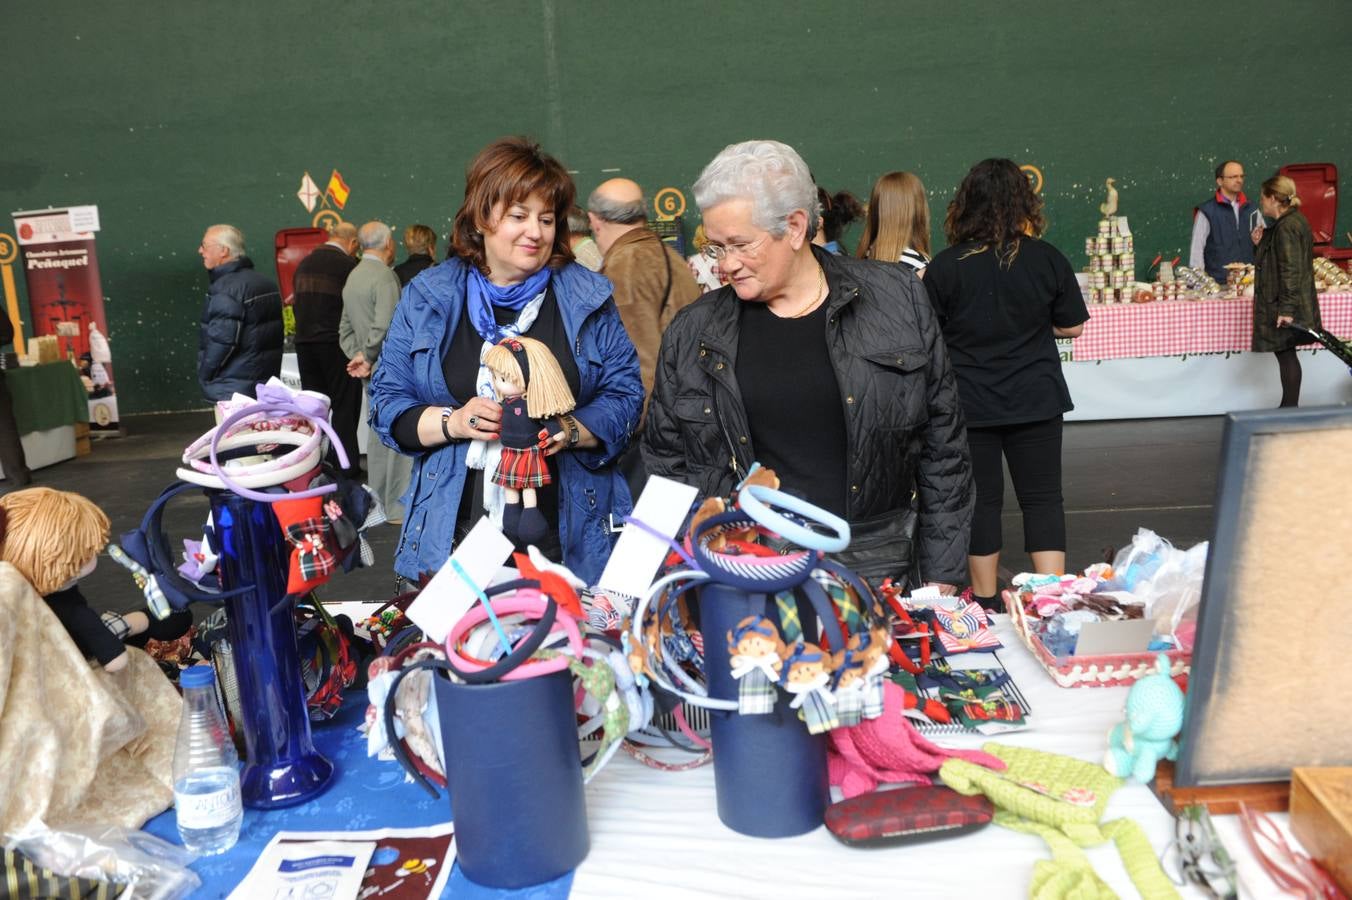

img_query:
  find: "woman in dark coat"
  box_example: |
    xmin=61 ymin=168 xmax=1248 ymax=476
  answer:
xmin=1250 ymin=174 xmax=1321 ymax=407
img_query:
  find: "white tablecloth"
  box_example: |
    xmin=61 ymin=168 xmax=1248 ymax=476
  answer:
xmin=570 ymin=617 xmax=1297 ymax=899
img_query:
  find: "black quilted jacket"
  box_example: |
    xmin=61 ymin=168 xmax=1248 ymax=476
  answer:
xmin=642 ymin=246 xmax=973 ymax=585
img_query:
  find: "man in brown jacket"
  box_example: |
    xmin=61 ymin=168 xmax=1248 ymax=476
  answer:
xmin=588 ymin=178 xmax=701 ymax=496
xmin=588 ymin=179 xmax=701 ymax=407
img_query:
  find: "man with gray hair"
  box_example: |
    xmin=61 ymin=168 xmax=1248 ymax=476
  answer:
xmin=588 ymin=179 xmax=700 ymax=403
xmin=340 ymin=221 xmax=410 ymax=522
xmin=195 ymin=224 xmax=283 ymax=401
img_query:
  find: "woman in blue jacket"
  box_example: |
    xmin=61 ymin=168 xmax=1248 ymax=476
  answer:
xmin=370 ymin=137 xmax=642 ymax=586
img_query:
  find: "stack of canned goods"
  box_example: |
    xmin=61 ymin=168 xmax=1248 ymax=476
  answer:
xmin=1084 ymin=216 xmax=1137 ymax=303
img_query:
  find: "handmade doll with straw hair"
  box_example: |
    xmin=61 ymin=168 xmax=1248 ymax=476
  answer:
xmin=0 ymin=487 xmax=190 ymax=673
xmin=481 ymin=336 xmax=576 ymax=546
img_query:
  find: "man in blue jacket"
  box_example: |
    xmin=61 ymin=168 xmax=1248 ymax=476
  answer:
xmin=196 ymin=225 xmax=283 ymax=401
xmin=1189 ymin=161 xmax=1258 ymax=283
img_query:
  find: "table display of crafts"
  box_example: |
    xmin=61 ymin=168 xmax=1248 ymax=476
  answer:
xmin=1005 ymin=528 xmax=1204 ymax=688
xmin=878 ymin=581 xmax=1033 ymax=736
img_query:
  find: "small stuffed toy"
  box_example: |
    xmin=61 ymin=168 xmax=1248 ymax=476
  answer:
xmin=0 ymin=488 xmax=191 ymax=673
xmin=481 ymin=336 xmax=575 ymax=547
xmin=727 ymin=615 xmax=785 ymax=715
xmin=780 ymin=641 xmax=838 ymax=735
xmin=1104 ymin=652 xmax=1186 ymax=782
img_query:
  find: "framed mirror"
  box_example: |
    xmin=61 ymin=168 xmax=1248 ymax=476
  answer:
xmin=1174 ymin=405 xmax=1352 ymax=787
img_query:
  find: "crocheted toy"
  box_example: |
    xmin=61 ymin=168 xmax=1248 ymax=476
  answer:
xmin=828 ymin=680 xmax=1005 ymax=798
xmin=482 ymin=336 xmax=575 ymax=547
xmin=1104 ymin=652 xmax=1186 ymax=782
xmin=0 ymin=488 xmax=191 ymax=673
xmin=941 ymin=744 xmax=1180 ymax=899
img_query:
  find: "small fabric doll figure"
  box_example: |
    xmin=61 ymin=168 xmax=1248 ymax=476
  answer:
xmin=849 ymin=627 xmax=892 ymax=720
xmin=830 ymin=648 xmax=868 ymax=728
xmin=727 ymin=615 xmax=785 ymax=715
xmin=0 ymin=488 xmax=191 ymax=673
xmin=780 ymin=641 xmax=838 ymax=735
xmin=481 ymin=336 xmax=576 ymax=547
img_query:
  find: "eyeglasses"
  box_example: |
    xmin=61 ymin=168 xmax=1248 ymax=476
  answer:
xmin=1164 ymin=805 xmax=1238 ymax=899
xmin=701 ymin=233 xmax=768 ymax=261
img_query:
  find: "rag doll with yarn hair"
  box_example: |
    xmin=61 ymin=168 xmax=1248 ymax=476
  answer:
xmin=481 ymin=336 xmax=575 ymax=547
xmin=0 ymin=488 xmax=191 ymax=673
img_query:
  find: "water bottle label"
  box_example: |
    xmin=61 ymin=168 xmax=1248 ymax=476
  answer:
xmin=175 ymin=782 xmax=241 ymax=829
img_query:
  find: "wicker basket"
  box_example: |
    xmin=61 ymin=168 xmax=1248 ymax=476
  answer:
xmin=1003 ymin=590 xmax=1189 ymax=688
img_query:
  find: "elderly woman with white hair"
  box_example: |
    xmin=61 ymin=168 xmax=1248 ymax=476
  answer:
xmin=643 ymin=140 xmax=973 ymax=589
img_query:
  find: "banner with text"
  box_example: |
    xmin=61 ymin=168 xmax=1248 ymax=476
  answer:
xmin=12 ymin=206 xmax=119 ymax=430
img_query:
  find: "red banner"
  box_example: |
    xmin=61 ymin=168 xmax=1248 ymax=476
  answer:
xmin=12 ymin=206 xmax=119 ymax=429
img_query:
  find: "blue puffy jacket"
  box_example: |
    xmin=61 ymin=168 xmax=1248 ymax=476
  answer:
xmin=197 ymin=257 xmax=283 ymax=401
xmin=369 ymin=258 xmax=643 ymax=584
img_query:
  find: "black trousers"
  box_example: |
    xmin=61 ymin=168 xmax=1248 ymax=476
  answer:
xmin=967 ymin=415 xmax=1065 ymax=556
xmin=0 ymin=370 xmax=31 ymax=485
xmin=296 ymin=341 xmax=362 ymax=475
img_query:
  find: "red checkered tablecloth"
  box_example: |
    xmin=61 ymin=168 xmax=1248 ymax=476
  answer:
xmin=1071 ymin=292 xmax=1352 ymax=361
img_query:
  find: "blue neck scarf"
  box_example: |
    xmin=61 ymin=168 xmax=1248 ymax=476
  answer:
xmin=466 ymin=265 xmax=552 ymax=343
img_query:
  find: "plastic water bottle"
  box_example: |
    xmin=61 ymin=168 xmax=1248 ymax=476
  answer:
xmin=173 ymin=664 xmax=243 ymax=855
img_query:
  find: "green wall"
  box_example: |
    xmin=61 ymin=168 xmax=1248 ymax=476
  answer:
xmin=5 ymin=1 xmax=1349 ymax=413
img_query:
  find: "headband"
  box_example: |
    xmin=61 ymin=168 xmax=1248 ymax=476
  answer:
xmin=689 ymin=510 xmax=819 ymax=592
xmin=445 ymin=590 xmax=584 ymax=682
xmin=197 ymin=379 xmax=351 ymax=502
xmin=628 ymin=569 xmax=737 ymax=712
xmin=502 ymin=337 xmax=531 ymax=386
xmin=737 ymin=484 xmax=851 ymax=553
xmin=437 ymin=579 xmax=559 ymax=684
xmin=177 ymin=430 xmax=323 ymax=490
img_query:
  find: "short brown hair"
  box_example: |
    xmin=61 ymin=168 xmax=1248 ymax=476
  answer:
xmin=403 ymin=223 xmax=437 ymax=254
xmin=451 ymin=137 xmax=575 ymax=276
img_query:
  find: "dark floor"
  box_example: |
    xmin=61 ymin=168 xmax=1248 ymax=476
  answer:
xmin=3 ymin=412 xmax=1223 ymax=616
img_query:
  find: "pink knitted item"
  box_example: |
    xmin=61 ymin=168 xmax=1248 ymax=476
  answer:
xmin=828 ymin=681 xmax=1006 ymax=799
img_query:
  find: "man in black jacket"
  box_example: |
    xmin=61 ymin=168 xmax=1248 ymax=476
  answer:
xmin=0 ymin=308 xmax=31 ymax=487
xmin=292 ymin=223 xmax=360 ymax=474
xmin=196 ymin=225 xmax=283 ymax=401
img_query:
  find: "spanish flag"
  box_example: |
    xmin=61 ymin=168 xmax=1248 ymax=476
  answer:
xmin=326 ymin=169 xmax=351 ymax=209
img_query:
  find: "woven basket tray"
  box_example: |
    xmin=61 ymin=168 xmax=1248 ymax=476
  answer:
xmin=1003 ymin=590 xmax=1190 ymax=688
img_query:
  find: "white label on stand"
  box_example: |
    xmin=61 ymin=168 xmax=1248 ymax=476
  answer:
xmin=596 ymin=475 xmax=699 ymax=600
xmin=175 ymin=777 xmax=240 ymax=828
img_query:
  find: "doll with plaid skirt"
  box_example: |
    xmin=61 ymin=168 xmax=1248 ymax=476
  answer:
xmin=727 ymin=615 xmax=785 ymax=715
xmin=483 ymin=337 xmax=576 ymax=547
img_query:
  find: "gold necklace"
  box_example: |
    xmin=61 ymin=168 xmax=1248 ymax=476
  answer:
xmin=785 ymin=264 xmax=826 ymax=319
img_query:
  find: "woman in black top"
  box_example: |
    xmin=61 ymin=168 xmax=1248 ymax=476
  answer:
xmin=644 ymin=140 xmax=974 ymax=589
xmin=923 ymin=159 xmax=1089 ymax=607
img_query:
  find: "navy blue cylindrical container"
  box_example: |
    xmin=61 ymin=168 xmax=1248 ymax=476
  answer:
xmin=697 ymin=581 xmax=828 ymax=837
xmin=432 ymin=669 xmax=589 ymax=887
xmin=210 ymin=490 xmax=334 ymax=809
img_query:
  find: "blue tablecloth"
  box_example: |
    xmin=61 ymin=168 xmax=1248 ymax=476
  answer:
xmin=143 ymin=694 xmax=574 ymax=899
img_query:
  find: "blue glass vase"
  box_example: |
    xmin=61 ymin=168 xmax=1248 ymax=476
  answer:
xmin=209 ymin=490 xmax=334 ymax=808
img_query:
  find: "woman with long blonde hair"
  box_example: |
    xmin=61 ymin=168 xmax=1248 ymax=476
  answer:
xmin=856 ymin=171 xmax=932 ymax=274
xmin=1250 ymin=173 xmax=1321 ymax=406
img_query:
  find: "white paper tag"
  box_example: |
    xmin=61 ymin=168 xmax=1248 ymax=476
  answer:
xmin=67 ymin=205 xmax=101 ymax=232
xmin=228 ymin=839 xmax=375 ymax=900
xmin=596 ymin=475 xmax=699 ymax=600
xmin=405 ymin=517 xmax=515 ymax=644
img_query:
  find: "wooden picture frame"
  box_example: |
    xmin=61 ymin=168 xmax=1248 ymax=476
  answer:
xmin=1174 ymin=405 xmax=1352 ymax=788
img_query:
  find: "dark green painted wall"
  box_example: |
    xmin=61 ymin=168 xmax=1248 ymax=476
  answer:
xmin=4 ymin=1 xmax=1349 ymax=412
